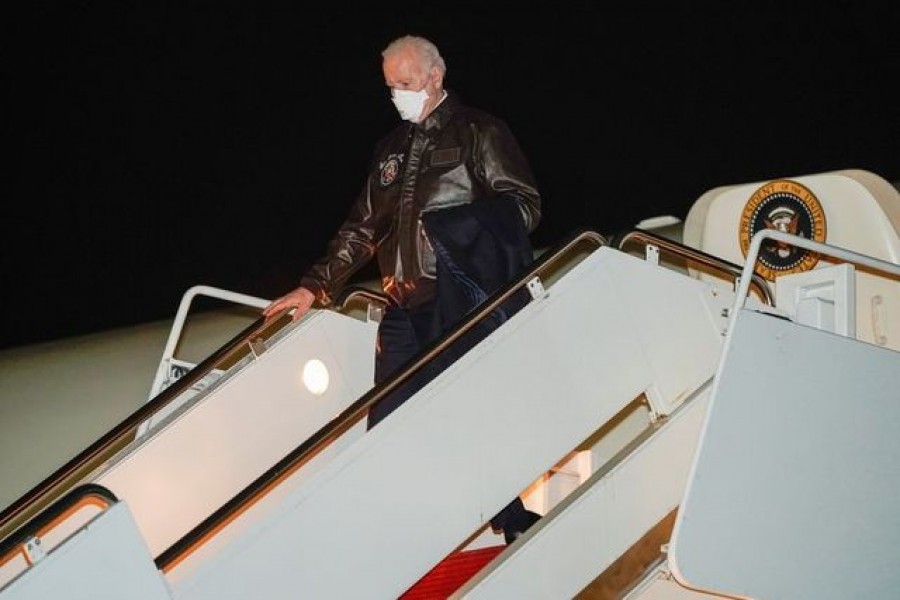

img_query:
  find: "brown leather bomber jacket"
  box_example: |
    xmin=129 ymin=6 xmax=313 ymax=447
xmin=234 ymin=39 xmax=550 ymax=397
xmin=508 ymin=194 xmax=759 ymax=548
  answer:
xmin=300 ymin=92 xmax=541 ymax=308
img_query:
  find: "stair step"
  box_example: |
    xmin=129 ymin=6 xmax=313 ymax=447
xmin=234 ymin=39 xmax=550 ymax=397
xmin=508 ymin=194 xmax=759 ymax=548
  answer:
xmin=401 ymin=545 xmax=505 ymax=599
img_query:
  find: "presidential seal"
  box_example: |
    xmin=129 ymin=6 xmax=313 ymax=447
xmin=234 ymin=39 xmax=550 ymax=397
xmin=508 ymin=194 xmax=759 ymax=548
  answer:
xmin=739 ymin=179 xmax=827 ymax=281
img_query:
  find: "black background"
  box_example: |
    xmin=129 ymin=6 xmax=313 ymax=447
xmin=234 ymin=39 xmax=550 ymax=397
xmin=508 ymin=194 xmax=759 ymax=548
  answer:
xmin=4 ymin=4 xmax=898 ymax=350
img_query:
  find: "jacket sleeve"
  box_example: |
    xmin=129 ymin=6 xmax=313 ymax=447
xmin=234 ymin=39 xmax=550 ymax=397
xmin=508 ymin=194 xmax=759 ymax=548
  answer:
xmin=299 ymin=177 xmax=386 ymax=306
xmin=475 ymin=117 xmax=542 ymax=234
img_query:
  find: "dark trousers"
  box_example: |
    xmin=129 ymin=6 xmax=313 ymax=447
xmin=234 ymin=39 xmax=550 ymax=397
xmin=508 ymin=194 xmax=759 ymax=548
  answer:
xmin=367 ymin=302 xmax=528 ymax=532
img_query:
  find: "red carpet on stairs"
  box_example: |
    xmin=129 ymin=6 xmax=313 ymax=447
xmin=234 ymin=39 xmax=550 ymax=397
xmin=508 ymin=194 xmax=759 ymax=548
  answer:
xmin=400 ymin=545 xmax=506 ymax=599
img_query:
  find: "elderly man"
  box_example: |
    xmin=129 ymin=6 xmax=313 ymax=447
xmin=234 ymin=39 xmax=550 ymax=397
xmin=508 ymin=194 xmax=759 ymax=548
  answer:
xmin=264 ymin=34 xmax=541 ymax=543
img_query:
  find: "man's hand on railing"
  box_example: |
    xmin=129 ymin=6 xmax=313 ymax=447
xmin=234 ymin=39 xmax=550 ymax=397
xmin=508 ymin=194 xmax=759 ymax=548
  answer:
xmin=262 ymin=287 xmax=316 ymax=322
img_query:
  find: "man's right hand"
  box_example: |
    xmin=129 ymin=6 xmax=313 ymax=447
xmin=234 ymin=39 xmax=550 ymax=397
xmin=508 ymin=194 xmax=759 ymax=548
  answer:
xmin=262 ymin=286 xmax=316 ymax=322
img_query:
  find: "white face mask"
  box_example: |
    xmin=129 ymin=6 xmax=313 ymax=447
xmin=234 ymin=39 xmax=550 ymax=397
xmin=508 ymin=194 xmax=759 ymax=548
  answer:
xmin=391 ymin=88 xmax=429 ymax=122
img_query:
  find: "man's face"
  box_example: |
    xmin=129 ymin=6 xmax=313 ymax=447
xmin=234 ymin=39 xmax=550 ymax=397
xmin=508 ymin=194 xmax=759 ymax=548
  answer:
xmin=383 ymin=49 xmax=441 ymax=122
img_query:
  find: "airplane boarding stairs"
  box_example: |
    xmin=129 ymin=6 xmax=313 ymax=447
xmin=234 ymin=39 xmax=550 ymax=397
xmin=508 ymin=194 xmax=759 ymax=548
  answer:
xmin=617 ymin=231 xmax=900 ymax=600
xmin=621 ymin=309 xmax=900 ymax=600
xmin=0 ymin=229 xmax=769 ymax=599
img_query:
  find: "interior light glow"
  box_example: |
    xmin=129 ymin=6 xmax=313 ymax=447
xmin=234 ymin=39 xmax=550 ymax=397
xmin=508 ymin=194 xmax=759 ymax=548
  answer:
xmin=302 ymin=359 xmax=330 ymax=395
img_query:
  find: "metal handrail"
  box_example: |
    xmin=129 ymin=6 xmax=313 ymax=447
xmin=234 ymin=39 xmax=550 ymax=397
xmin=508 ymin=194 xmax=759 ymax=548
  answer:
xmin=0 ymin=484 xmax=117 ymax=567
xmin=155 ymin=228 xmax=607 ymax=570
xmin=617 ymin=229 xmax=774 ymax=306
xmin=0 ymin=318 xmax=271 ymax=542
xmin=732 ymin=229 xmax=900 ymax=319
xmin=148 ymin=285 xmax=270 ymax=399
xmin=0 ymin=289 xmax=384 ymax=544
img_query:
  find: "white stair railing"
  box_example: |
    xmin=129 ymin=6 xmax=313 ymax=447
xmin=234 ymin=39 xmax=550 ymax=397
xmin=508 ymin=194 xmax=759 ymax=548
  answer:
xmin=148 ymin=285 xmax=269 ymax=400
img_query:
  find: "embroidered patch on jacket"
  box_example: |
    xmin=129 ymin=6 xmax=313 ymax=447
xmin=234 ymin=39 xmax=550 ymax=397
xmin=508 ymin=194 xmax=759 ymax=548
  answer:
xmin=379 ymin=153 xmax=404 ymax=186
xmin=738 ymin=179 xmax=827 ymax=281
xmin=430 ymin=147 xmax=461 ymax=167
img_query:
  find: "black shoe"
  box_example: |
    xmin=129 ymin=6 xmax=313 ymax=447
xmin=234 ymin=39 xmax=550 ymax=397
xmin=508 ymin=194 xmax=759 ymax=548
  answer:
xmin=503 ymin=510 xmax=541 ymax=544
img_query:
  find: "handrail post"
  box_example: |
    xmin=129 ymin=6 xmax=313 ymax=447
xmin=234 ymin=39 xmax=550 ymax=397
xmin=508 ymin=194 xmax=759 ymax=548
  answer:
xmin=731 ymin=230 xmax=900 ymax=327
xmin=617 ymin=229 xmax=774 ymax=306
xmin=148 ymin=285 xmax=269 ymax=400
xmin=155 ymin=229 xmax=608 ymax=570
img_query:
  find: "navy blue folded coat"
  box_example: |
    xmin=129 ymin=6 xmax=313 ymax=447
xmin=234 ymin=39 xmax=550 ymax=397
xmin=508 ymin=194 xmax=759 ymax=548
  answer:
xmin=421 ymin=194 xmax=534 ymax=351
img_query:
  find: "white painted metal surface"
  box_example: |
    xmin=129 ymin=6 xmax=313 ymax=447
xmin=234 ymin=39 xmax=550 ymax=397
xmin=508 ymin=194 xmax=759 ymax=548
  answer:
xmin=669 ymin=309 xmax=900 ymax=599
xmin=683 ymin=169 xmax=900 ymax=350
xmin=0 ymin=498 xmax=108 ymax=589
xmin=165 ymin=247 xmax=728 ymax=599
xmin=92 ymin=309 xmax=377 ymax=558
xmin=622 ymin=561 xmax=715 ymax=600
xmin=1 ymin=502 xmax=171 ymax=600
xmin=0 ymin=308 xmax=260 ymax=512
xmin=3 ymin=169 xmax=899 ymax=600
xmin=456 ymin=383 xmax=714 ymax=599
xmin=775 ymin=263 xmax=856 ymax=337
xmin=148 ymin=285 xmax=270 ymax=400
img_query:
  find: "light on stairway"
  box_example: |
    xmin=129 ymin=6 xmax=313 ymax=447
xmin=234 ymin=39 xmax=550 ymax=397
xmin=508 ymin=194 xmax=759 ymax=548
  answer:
xmin=302 ymin=358 xmax=330 ymax=395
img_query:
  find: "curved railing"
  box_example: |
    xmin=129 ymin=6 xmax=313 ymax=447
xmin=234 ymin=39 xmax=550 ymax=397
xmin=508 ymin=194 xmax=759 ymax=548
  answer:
xmin=0 ymin=288 xmax=388 ymax=545
xmin=5 ymin=226 xmax=751 ymax=573
xmin=616 ymin=229 xmax=774 ymax=306
xmin=154 ymin=228 xmax=609 ymax=570
xmin=0 ymin=483 xmax=117 ymax=582
xmin=732 ymin=229 xmax=900 ymax=317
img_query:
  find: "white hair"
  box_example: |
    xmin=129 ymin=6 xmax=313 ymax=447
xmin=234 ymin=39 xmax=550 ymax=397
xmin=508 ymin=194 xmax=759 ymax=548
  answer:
xmin=382 ymin=35 xmax=446 ymax=74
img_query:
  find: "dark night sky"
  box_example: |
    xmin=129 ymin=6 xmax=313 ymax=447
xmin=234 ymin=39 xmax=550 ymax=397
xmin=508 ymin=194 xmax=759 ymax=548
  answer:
xmin=3 ymin=4 xmax=899 ymax=350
